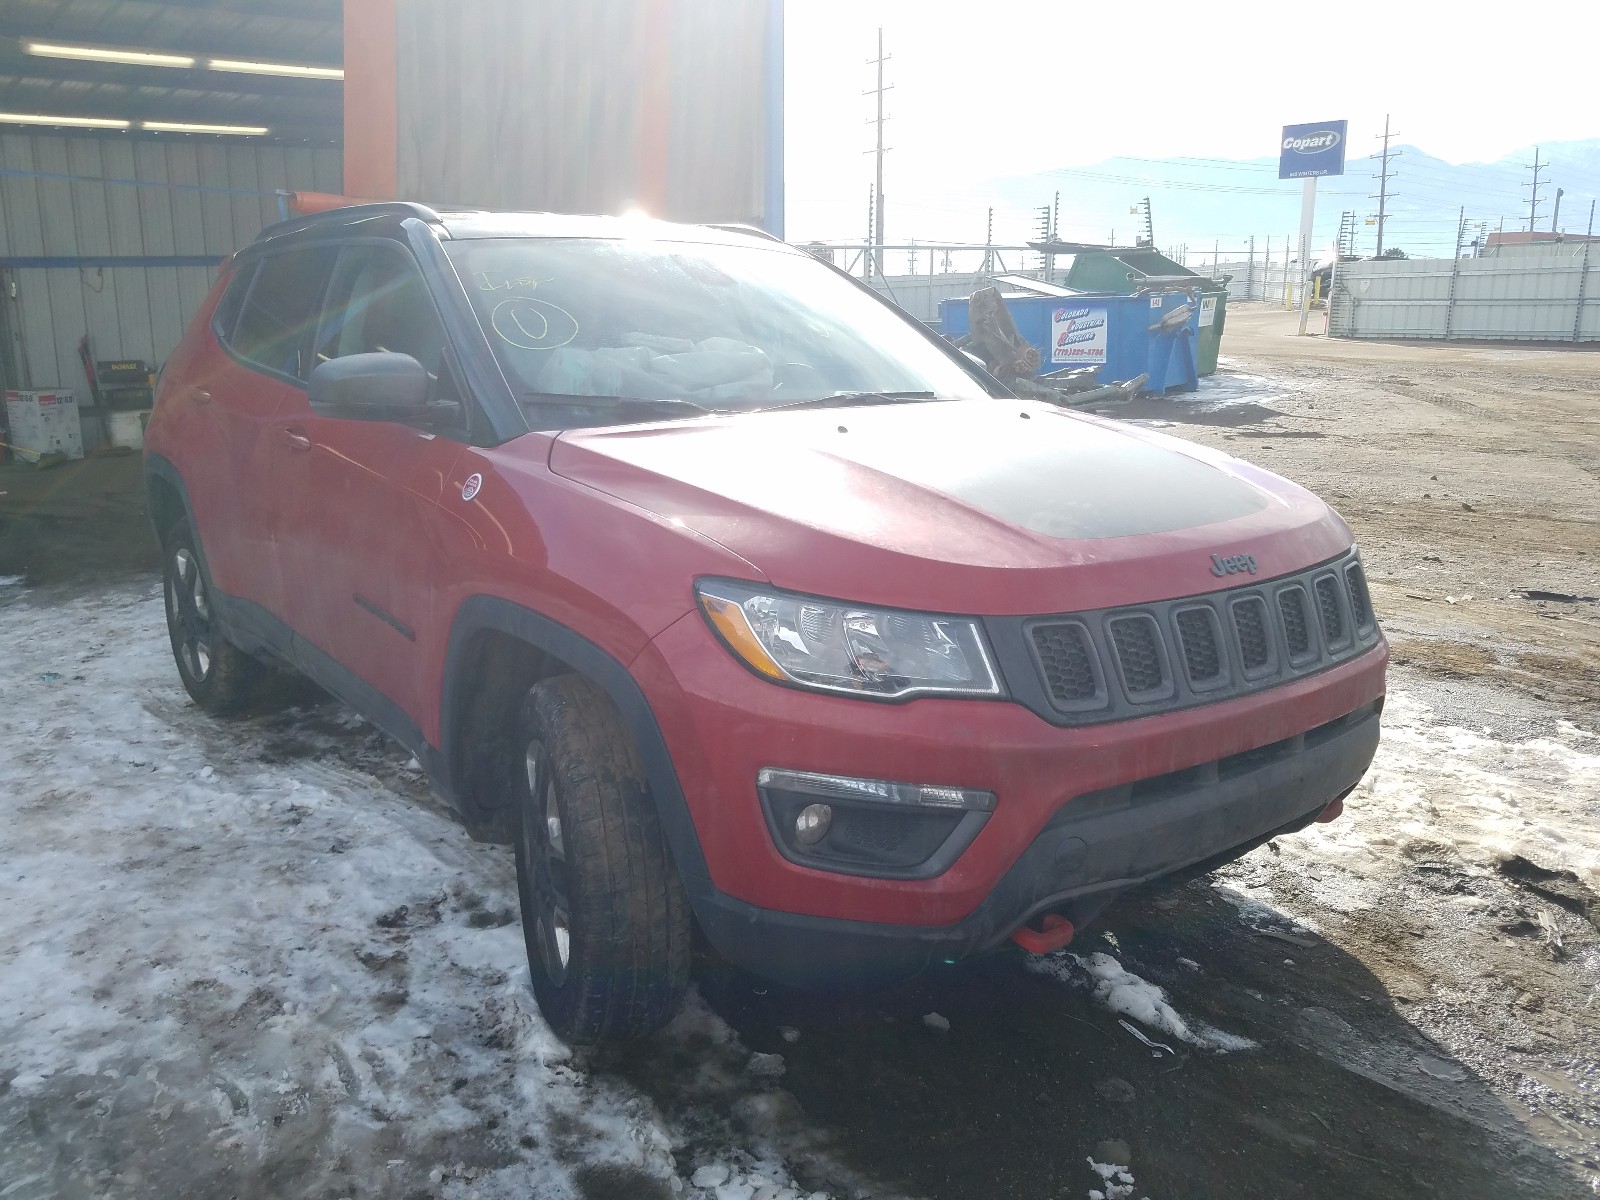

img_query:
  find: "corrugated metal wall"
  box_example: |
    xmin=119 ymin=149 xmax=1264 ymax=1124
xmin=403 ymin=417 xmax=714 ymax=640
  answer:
xmin=0 ymin=131 xmax=340 ymax=445
xmin=1329 ymin=248 xmax=1600 ymax=341
xmin=393 ymin=0 xmax=779 ymax=227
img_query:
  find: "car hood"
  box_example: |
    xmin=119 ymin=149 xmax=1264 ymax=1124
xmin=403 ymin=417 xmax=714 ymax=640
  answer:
xmin=546 ymin=400 xmax=1351 ymax=615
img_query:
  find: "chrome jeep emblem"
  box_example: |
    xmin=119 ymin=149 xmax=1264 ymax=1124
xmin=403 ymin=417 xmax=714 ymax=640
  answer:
xmin=1210 ymin=552 xmax=1258 ymax=578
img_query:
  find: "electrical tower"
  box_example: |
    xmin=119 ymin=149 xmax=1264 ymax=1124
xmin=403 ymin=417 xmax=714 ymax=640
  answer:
xmin=864 ymin=28 xmax=892 ymax=276
xmin=1337 ymin=210 xmax=1359 ymax=259
xmin=1370 ymin=114 xmax=1400 ymax=257
xmin=1523 ymin=147 xmax=1546 ymax=232
xmin=1136 ymin=196 xmax=1154 ymax=248
xmin=864 ymin=184 xmax=875 ymax=279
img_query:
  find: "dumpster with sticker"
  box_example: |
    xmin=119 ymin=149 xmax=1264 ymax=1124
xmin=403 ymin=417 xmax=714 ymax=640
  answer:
xmin=939 ymin=287 xmax=1201 ymax=394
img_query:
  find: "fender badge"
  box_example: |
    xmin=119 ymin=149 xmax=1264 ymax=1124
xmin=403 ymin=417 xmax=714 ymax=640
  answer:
xmin=461 ymin=473 xmax=483 ymax=502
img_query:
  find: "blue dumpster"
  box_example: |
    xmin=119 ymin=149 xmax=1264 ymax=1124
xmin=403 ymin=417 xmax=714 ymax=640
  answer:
xmin=939 ymin=289 xmax=1201 ymax=394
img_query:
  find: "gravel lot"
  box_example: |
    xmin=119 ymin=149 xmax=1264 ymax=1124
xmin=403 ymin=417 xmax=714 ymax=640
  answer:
xmin=1 ymin=307 xmax=1597 ymax=1199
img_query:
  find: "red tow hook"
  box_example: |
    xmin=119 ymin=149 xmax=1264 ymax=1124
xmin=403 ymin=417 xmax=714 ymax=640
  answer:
xmin=1316 ymin=796 xmax=1345 ymax=823
xmin=1010 ymin=913 xmax=1076 ymax=954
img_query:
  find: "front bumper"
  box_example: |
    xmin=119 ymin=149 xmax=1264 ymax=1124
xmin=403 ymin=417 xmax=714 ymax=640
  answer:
xmin=632 ymin=609 xmax=1386 ymax=983
xmin=695 ymin=700 xmax=1378 ymax=985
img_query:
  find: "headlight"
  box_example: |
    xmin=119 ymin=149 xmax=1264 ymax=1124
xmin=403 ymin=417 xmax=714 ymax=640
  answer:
xmin=696 ymin=580 xmax=1002 ymax=700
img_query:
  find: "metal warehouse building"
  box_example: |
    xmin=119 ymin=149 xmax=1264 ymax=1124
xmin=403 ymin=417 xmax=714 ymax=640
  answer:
xmin=0 ymin=0 xmax=783 ymax=450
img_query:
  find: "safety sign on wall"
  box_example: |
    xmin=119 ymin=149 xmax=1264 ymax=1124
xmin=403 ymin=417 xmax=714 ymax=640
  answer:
xmin=1051 ymin=304 xmax=1109 ymax=365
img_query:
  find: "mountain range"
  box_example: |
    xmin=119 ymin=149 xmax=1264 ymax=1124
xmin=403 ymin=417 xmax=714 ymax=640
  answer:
xmin=987 ymin=139 xmax=1600 ymax=261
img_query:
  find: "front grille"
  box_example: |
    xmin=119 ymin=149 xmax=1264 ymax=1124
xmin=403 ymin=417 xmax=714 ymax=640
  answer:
xmin=1108 ymin=615 xmax=1166 ymax=695
xmin=1006 ymin=549 xmax=1381 ymax=725
xmin=1278 ymin=586 xmax=1311 ymax=658
xmin=1175 ymin=607 xmax=1222 ymax=682
xmin=1314 ymin=575 xmax=1347 ymax=646
xmin=1345 ymin=563 xmax=1371 ymax=629
xmin=1032 ymin=621 xmax=1098 ymax=703
xmin=1231 ymin=597 xmax=1271 ymax=671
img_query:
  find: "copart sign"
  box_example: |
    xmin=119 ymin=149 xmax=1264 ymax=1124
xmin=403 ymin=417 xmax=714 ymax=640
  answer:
xmin=1278 ymin=120 xmax=1348 ymax=180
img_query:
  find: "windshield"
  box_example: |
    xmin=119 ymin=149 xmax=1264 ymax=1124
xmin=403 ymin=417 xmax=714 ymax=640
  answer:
xmin=444 ymin=237 xmax=993 ymax=426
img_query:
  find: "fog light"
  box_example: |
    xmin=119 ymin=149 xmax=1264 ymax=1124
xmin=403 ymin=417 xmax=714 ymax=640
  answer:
xmin=794 ymin=803 xmax=833 ymax=846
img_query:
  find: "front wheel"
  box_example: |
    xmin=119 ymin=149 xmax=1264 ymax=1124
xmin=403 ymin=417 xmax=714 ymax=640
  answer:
xmin=162 ymin=518 xmax=267 ymax=716
xmin=513 ymin=675 xmax=691 ymax=1043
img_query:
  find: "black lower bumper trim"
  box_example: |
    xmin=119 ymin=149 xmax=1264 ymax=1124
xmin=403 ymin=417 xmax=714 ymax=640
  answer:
xmin=692 ymin=702 xmax=1382 ymax=987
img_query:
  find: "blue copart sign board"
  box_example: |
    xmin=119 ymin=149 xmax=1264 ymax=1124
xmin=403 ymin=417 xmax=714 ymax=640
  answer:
xmin=1279 ymin=120 xmax=1348 ymax=180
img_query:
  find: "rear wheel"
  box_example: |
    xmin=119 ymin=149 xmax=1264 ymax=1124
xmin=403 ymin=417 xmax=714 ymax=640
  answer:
xmin=162 ymin=519 xmax=267 ymax=716
xmin=513 ymin=674 xmax=691 ymax=1043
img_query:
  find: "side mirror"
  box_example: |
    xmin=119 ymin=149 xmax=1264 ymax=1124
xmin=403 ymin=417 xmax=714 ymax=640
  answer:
xmin=309 ymin=352 xmax=429 ymax=420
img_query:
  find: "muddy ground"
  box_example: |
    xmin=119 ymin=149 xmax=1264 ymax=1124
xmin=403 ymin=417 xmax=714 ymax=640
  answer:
xmin=1 ymin=309 xmax=1598 ymax=1200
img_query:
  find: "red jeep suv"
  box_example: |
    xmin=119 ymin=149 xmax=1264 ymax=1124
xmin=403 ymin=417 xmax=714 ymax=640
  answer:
xmin=145 ymin=203 xmax=1385 ymax=1043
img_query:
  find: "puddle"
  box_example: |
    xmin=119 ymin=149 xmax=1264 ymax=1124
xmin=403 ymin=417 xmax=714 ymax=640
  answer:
xmin=1102 ymin=367 xmax=1298 ymax=429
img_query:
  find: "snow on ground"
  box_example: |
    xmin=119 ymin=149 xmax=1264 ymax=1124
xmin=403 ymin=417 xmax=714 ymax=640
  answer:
xmin=0 ymin=583 xmax=826 ymax=1200
xmin=1254 ymin=690 xmax=1600 ymax=910
xmin=1025 ymin=951 xmax=1254 ymax=1053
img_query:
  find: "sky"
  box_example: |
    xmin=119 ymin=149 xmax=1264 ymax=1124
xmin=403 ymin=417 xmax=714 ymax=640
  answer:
xmin=782 ymin=0 xmax=1600 ymax=250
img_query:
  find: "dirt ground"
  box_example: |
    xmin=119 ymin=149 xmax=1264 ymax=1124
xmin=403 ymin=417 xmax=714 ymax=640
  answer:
xmin=2 ymin=314 xmax=1599 ymax=1200
xmin=1161 ymin=304 xmax=1600 ymax=717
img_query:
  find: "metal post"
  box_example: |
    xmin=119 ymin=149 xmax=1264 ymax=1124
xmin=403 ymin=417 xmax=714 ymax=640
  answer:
xmin=1574 ymin=199 xmax=1596 ymax=343
xmin=1247 ymin=235 xmax=1256 ymax=301
xmin=1551 ymin=188 xmax=1564 ymax=234
xmin=1296 ymin=177 xmax=1317 ymax=334
xmin=1444 ymin=206 xmax=1465 ymax=341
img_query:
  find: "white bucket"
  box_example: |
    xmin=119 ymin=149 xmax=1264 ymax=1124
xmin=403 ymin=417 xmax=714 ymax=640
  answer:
xmin=108 ymin=410 xmax=149 ymax=450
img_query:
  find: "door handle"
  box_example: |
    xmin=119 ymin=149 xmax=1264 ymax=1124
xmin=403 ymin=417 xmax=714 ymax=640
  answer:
xmin=185 ymin=386 xmax=211 ymax=405
xmin=279 ymin=427 xmax=312 ymax=453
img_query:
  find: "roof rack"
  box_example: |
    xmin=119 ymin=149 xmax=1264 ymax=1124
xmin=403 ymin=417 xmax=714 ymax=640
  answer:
xmin=254 ymin=200 xmax=446 ymax=246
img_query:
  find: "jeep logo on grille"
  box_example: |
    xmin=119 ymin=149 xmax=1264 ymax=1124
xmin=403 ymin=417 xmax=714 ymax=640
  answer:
xmin=1210 ymin=552 xmax=1258 ymax=577
xmin=1283 ymin=131 xmax=1341 ymax=154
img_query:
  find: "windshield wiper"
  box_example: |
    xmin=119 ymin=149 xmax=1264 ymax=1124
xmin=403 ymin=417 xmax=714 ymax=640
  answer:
xmin=754 ymin=390 xmax=938 ymax=413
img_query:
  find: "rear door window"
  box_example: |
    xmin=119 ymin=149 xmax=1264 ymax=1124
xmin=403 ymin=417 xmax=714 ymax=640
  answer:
xmin=229 ymin=247 xmax=335 ymax=380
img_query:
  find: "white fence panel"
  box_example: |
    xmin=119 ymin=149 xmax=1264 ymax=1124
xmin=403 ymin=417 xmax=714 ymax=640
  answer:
xmin=1331 ymin=252 xmax=1600 ymax=342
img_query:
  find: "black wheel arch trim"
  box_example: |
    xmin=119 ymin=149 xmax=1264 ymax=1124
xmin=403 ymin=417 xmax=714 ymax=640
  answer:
xmin=441 ymin=594 xmax=713 ymax=888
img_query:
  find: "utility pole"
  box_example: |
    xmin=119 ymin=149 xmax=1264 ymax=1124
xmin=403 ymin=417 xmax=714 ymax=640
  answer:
xmin=864 ymin=28 xmax=891 ymax=276
xmin=1551 ymin=187 xmax=1564 ymax=234
xmin=1524 ymin=146 xmax=1546 ymax=232
xmin=1370 ymin=114 xmax=1400 ymax=258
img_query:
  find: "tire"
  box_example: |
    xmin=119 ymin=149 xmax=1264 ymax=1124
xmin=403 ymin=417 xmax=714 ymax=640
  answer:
xmin=513 ymin=674 xmax=691 ymax=1043
xmin=161 ymin=518 xmax=268 ymax=716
